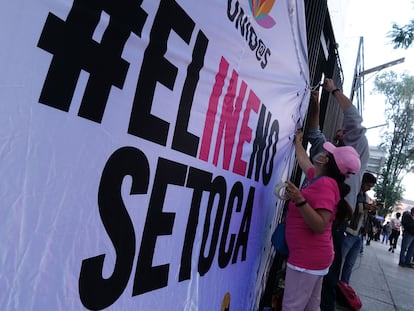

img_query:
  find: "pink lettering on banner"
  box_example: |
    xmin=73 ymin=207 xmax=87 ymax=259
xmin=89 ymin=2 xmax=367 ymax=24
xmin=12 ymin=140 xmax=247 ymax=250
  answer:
xmin=199 ymin=56 xmax=261 ymax=177
xmin=199 ymin=57 xmax=229 ymax=161
xmin=213 ymin=70 xmax=245 ymax=169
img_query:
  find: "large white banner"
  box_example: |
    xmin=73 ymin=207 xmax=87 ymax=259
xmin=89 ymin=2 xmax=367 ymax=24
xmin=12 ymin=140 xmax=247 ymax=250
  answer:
xmin=0 ymin=0 xmax=310 ymax=310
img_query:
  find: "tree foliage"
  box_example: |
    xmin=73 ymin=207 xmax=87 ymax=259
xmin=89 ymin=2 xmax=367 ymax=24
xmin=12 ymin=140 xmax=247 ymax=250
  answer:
xmin=373 ymin=72 xmax=414 ymax=214
xmin=388 ymin=20 xmax=414 ymax=49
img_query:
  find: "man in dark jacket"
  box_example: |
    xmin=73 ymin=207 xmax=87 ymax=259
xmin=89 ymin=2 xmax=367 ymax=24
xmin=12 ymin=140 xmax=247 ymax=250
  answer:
xmin=399 ymin=207 xmax=414 ymax=267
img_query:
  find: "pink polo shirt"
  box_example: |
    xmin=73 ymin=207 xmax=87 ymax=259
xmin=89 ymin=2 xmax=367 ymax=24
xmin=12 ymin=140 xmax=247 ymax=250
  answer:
xmin=285 ymin=167 xmax=339 ymax=270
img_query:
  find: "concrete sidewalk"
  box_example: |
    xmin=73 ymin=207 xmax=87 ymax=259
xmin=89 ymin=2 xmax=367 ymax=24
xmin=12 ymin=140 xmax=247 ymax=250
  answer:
xmin=342 ymin=239 xmax=414 ymax=311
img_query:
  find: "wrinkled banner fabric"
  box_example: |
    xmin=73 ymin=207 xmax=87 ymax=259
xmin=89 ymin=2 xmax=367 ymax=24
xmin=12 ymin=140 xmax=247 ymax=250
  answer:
xmin=0 ymin=0 xmax=310 ymax=310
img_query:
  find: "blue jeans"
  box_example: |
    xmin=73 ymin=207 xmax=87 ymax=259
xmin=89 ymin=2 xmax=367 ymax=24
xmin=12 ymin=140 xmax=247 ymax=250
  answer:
xmin=341 ymin=233 xmax=362 ymax=284
xmin=407 ymin=237 xmax=414 ymax=263
xmin=382 ymin=231 xmax=390 ymax=244
xmin=399 ymin=232 xmax=414 ymax=264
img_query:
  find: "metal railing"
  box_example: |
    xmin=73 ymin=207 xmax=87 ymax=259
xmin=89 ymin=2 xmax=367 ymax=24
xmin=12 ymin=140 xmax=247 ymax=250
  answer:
xmin=258 ymin=2 xmax=348 ymax=309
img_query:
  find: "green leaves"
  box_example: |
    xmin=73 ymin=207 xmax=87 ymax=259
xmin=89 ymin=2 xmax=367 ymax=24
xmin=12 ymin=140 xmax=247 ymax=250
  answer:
xmin=388 ymin=20 xmax=414 ymax=49
xmin=373 ymin=72 xmax=414 ymax=211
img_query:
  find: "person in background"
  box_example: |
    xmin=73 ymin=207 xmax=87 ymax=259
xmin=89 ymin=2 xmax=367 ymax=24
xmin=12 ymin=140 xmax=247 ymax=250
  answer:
xmin=373 ymin=218 xmax=382 ymax=241
xmin=382 ymin=221 xmax=391 ymax=244
xmin=281 ymin=129 xmax=360 ymax=310
xmin=388 ymin=212 xmax=402 ymax=253
xmin=399 ymin=208 xmax=414 ymax=267
xmin=340 ymin=172 xmax=377 ymax=284
xmin=363 ymin=208 xmax=375 ymax=246
xmin=305 ymin=78 xmax=369 ymax=311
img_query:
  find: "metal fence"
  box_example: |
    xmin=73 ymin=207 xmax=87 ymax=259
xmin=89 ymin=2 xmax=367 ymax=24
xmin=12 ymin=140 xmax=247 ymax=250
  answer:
xmin=258 ymin=2 xmax=349 ymax=309
xmin=304 ymin=0 xmax=344 ymax=143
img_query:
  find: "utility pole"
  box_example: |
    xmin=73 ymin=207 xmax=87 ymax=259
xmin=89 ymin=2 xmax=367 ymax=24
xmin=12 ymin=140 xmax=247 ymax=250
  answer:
xmin=349 ymin=37 xmax=405 ymax=113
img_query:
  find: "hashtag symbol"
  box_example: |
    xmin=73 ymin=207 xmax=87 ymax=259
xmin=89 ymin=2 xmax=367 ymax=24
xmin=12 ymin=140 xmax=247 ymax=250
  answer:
xmin=37 ymin=0 xmax=148 ymax=122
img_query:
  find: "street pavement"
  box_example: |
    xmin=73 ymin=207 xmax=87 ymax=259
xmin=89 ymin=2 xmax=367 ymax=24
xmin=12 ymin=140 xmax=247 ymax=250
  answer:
xmin=338 ymin=238 xmax=414 ymax=311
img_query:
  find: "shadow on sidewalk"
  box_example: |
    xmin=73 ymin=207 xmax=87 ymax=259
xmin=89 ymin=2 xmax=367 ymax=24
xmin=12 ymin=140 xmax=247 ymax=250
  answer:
xmin=347 ymin=240 xmax=413 ymax=311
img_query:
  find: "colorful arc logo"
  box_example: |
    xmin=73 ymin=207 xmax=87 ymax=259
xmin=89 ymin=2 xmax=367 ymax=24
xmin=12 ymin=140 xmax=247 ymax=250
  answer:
xmin=248 ymin=0 xmax=276 ymax=29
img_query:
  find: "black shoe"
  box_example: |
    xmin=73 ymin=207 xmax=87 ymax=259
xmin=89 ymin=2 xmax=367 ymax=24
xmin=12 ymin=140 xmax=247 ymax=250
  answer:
xmin=388 ymin=247 xmax=392 ymax=252
xmin=399 ymin=263 xmax=414 ymax=268
xmin=392 ymin=249 xmax=395 ymax=253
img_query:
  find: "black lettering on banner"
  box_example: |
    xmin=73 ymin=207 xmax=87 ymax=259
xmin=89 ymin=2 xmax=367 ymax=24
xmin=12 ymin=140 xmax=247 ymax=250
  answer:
xmin=247 ymin=105 xmax=279 ymax=185
xmin=198 ymin=176 xmax=227 ymax=276
xmin=247 ymin=105 xmax=268 ymax=181
xmin=78 ymin=148 xmax=255 ymax=307
xmin=37 ymin=0 xmax=148 ymax=122
xmin=232 ymin=186 xmax=254 ymax=263
xmin=133 ymin=158 xmax=187 ymax=295
xmin=179 ymin=167 xmax=213 ymax=281
xmin=32 ymin=0 xmax=277 ymax=307
xmin=256 ymin=40 xmax=266 ymax=66
xmin=218 ymin=181 xmax=243 ymax=268
xmin=227 ymin=0 xmax=239 ymax=21
xmin=263 ymin=118 xmax=279 ymax=184
xmin=79 ymin=146 xmax=150 ymax=310
xmin=261 ymin=48 xmax=271 ymax=69
xmin=172 ymin=30 xmax=208 ymax=157
xmin=128 ymin=0 xmax=196 ymax=146
xmin=226 ymin=0 xmax=271 ymax=69
xmin=247 ymin=27 xmax=258 ymax=51
xmin=233 ymin=4 xmax=250 ymax=38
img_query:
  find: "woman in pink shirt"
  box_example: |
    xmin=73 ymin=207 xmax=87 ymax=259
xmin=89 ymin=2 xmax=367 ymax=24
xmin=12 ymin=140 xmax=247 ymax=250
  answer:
xmin=282 ymin=130 xmax=361 ymax=310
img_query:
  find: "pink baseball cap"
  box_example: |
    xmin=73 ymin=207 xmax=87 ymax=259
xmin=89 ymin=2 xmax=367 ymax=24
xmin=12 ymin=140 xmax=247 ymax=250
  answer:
xmin=323 ymin=142 xmax=361 ymax=176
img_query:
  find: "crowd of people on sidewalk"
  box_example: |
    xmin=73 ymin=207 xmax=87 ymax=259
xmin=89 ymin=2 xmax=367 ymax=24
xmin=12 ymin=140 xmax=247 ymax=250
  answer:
xmin=270 ymin=78 xmax=414 ymax=311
